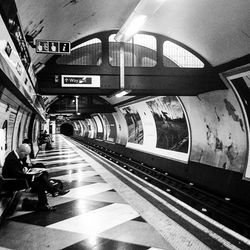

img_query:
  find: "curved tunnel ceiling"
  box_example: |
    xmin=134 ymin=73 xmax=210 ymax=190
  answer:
xmin=13 ymin=0 xmax=250 ymax=112
xmin=16 ymin=0 xmax=250 ymax=67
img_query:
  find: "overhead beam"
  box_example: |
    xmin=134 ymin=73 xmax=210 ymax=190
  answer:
xmin=38 ymin=68 xmax=225 ymax=96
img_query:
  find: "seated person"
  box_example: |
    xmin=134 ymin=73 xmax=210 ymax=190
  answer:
xmin=38 ymin=131 xmax=53 ymax=150
xmin=44 ymin=130 xmax=54 ymax=142
xmin=2 ymin=144 xmax=68 ymax=211
xmin=22 ymin=140 xmax=69 ymax=197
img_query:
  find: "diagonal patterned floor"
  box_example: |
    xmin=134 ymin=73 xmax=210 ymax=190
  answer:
xmin=1 ymin=134 xmax=249 ymax=250
xmin=0 ymin=135 xmax=172 ymax=250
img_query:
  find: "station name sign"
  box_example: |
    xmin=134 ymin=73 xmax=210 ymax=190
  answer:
xmin=36 ymin=40 xmax=71 ymax=54
xmin=61 ymin=75 xmax=101 ymax=88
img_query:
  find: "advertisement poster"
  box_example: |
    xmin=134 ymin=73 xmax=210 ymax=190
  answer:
xmin=121 ymin=106 xmax=144 ymax=144
xmin=119 ymin=97 xmax=190 ymax=163
xmin=79 ymin=120 xmax=89 ymax=137
xmin=180 ymin=89 xmax=247 ymax=172
xmin=101 ymin=113 xmax=117 ymax=143
xmin=92 ymin=115 xmax=104 ymax=140
xmin=146 ymin=96 xmax=189 ymax=153
xmin=86 ymin=119 xmax=95 ymax=138
xmin=113 ymin=109 xmax=128 ymax=145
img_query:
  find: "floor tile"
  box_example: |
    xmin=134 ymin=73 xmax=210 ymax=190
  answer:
xmin=53 ymin=172 xmax=104 ymax=183
xmin=84 ymin=190 xmax=127 ymax=204
xmin=63 ymin=237 xmax=149 ymax=250
xmin=42 ymin=161 xmax=87 ymax=168
xmin=34 ymin=153 xmax=79 ymax=161
xmin=0 ymin=221 xmax=87 ymax=250
xmin=41 ymin=157 xmax=84 ymax=165
xmin=11 ymin=199 xmax=111 ymax=226
xmin=99 ymin=220 xmax=174 ymax=249
xmin=59 ymin=183 xmax=113 ymax=199
xmin=48 ymin=164 xmax=92 ymax=173
xmin=48 ymin=203 xmax=139 ymax=236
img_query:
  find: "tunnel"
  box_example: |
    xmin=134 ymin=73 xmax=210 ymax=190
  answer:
xmin=60 ymin=123 xmax=74 ymax=136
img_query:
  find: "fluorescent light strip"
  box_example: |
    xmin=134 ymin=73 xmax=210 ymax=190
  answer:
xmin=115 ymin=89 xmax=131 ymax=98
xmin=115 ymin=0 xmax=166 ymax=42
xmin=122 ymin=15 xmax=147 ymax=41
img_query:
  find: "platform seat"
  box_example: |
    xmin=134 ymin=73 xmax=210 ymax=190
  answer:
xmin=0 ymin=175 xmax=29 ymax=225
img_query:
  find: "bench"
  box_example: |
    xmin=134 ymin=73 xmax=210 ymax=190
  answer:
xmin=37 ymin=136 xmax=53 ymax=150
xmin=0 ymin=175 xmax=29 ymax=225
xmin=37 ymin=136 xmax=47 ymax=148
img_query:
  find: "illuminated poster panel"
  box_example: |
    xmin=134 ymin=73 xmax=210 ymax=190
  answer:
xmin=86 ymin=119 xmax=95 ymax=138
xmin=90 ymin=118 xmax=97 ymax=138
xmin=226 ymin=69 xmax=249 ymax=179
xmin=101 ymin=113 xmax=117 ymax=143
xmin=73 ymin=121 xmax=81 ymax=136
xmin=93 ymin=115 xmax=103 ymax=132
xmin=146 ymin=96 xmax=189 ymax=153
xmin=92 ymin=115 xmax=104 ymax=140
xmin=77 ymin=120 xmax=84 ymax=136
xmin=23 ymin=114 xmax=31 ymax=139
xmin=121 ymin=106 xmax=144 ymax=144
xmin=120 ymin=96 xmax=190 ymax=163
xmin=7 ymin=109 xmax=17 ymax=153
xmin=79 ymin=120 xmax=89 ymax=137
xmin=18 ymin=111 xmax=28 ymax=144
xmin=113 ymin=109 xmax=128 ymax=145
xmin=180 ymin=89 xmax=247 ymax=173
xmin=0 ymin=129 xmax=5 ymax=167
xmin=32 ymin=117 xmax=40 ymax=157
xmin=12 ymin=109 xmax=23 ymax=149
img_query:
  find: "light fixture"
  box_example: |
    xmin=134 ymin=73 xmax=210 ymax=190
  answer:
xmin=115 ymin=89 xmax=131 ymax=98
xmin=116 ymin=15 xmax=147 ymax=42
xmin=108 ymin=89 xmax=131 ymax=98
xmin=34 ymin=62 xmax=45 ymax=74
xmin=115 ymin=0 xmax=166 ymax=42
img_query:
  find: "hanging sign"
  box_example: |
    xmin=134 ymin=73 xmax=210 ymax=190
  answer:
xmin=61 ymin=75 xmax=101 ymax=88
xmin=36 ymin=40 xmax=71 ymax=54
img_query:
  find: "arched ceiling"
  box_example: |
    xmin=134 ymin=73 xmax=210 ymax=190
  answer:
xmin=13 ymin=0 xmax=250 ymax=112
xmin=16 ymin=0 xmax=250 ymax=68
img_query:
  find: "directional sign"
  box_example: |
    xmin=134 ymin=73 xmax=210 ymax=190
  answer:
xmin=36 ymin=40 xmax=71 ymax=54
xmin=61 ymin=75 xmax=101 ymax=88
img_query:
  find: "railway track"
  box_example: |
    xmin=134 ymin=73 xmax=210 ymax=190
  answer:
xmin=72 ymin=137 xmax=250 ymax=238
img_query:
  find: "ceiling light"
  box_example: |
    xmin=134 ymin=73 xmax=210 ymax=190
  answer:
xmin=115 ymin=0 xmax=166 ymax=42
xmin=117 ymin=15 xmax=147 ymax=42
xmin=34 ymin=62 xmax=45 ymax=74
xmin=115 ymin=89 xmax=131 ymax=98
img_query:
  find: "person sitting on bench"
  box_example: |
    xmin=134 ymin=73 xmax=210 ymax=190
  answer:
xmin=39 ymin=130 xmax=53 ymax=150
xmin=2 ymin=144 xmax=68 ymax=211
xmin=22 ymin=139 xmax=69 ymax=197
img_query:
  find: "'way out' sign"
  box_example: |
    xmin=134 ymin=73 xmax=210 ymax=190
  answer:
xmin=61 ymin=75 xmax=101 ymax=88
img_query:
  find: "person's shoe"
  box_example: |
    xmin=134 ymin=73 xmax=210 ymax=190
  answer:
xmin=37 ymin=204 xmax=56 ymax=212
xmin=52 ymin=191 xmax=59 ymax=197
xmin=58 ymin=189 xmax=70 ymax=196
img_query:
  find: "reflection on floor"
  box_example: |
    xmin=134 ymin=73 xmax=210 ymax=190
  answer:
xmin=0 ymin=134 xmax=249 ymax=250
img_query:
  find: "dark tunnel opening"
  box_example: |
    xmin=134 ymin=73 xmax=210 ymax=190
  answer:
xmin=60 ymin=123 xmax=74 ymax=136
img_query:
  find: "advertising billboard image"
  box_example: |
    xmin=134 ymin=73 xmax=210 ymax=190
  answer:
xmin=146 ymin=96 xmax=189 ymax=153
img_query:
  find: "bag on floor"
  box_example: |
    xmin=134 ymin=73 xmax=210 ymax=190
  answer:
xmin=45 ymin=142 xmax=53 ymax=150
xmin=49 ymin=179 xmax=63 ymax=191
xmin=22 ymin=198 xmax=38 ymax=211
